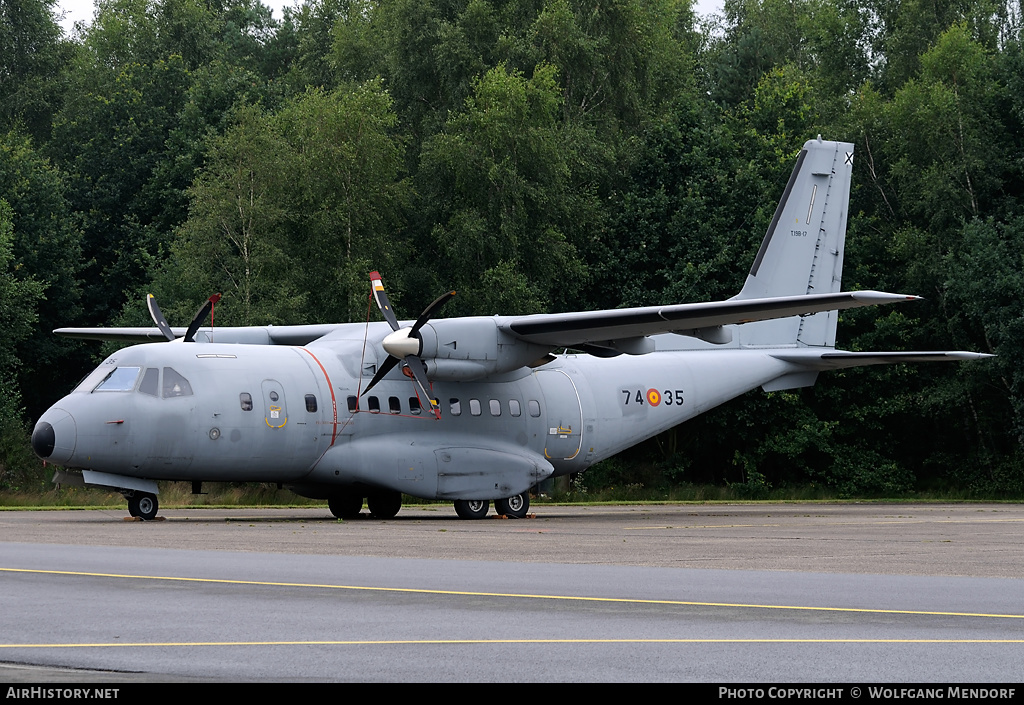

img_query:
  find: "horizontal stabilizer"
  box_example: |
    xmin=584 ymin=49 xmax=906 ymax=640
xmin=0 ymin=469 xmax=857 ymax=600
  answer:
xmin=771 ymin=350 xmax=994 ymax=370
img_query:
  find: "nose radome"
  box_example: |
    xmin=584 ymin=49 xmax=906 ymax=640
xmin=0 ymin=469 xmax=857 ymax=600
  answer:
xmin=32 ymin=409 xmax=77 ymax=465
xmin=31 ymin=422 xmax=55 ymax=458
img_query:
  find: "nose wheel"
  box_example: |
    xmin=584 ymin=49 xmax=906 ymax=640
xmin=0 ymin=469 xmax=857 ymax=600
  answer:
xmin=127 ymin=492 xmax=159 ymax=521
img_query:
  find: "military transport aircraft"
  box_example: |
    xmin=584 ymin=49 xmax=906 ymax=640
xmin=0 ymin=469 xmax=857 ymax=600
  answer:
xmin=31 ymin=137 xmax=989 ymax=521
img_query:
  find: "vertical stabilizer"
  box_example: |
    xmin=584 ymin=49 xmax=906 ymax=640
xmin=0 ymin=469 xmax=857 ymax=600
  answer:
xmin=734 ymin=137 xmax=854 ymax=347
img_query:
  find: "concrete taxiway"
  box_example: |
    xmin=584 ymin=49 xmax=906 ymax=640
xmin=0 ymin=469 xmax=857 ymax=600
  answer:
xmin=1 ymin=503 xmax=1022 ymax=682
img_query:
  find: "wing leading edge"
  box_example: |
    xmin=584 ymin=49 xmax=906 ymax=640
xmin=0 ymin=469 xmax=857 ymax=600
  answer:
xmin=53 ymin=324 xmax=342 ymax=345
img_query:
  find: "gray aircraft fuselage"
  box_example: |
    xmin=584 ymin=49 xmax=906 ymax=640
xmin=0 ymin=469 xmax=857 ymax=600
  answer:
xmin=41 ymin=327 xmax=795 ymax=502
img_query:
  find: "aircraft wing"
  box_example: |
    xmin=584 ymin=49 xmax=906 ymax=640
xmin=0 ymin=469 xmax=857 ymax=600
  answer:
xmin=54 ymin=327 xmax=189 ymax=343
xmin=54 ymin=324 xmax=341 ymax=345
xmin=503 ymin=290 xmax=919 ymax=346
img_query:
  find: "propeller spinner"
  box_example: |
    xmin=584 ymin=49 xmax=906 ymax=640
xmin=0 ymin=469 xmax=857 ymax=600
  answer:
xmin=364 ymin=272 xmax=454 ymax=419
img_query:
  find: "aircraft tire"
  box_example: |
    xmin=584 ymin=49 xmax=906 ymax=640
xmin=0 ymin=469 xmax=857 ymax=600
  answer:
xmin=367 ymin=491 xmax=402 ymax=519
xmin=128 ymin=493 xmax=159 ymax=521
xmin=453 ymin=499 xmax=489 ymax=520
xmin=328 ymin=492 xmax=363 ymax=519
xmin=494 ymin=493 xmax=529 ymax=519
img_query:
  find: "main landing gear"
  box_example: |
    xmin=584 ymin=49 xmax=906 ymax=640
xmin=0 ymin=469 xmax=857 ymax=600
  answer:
xmin=327 ymin=490 xmax=403 ymax=520
xmin=328 ymin=491 xmax=363 ymax=519
xmin=326 ymin=490 xmax=531 ymax=520
xmin=454 ymin=499 xmax=489 ymax=520
xmin=126 ymin=491 xmax=159 ymax=521
xmin=454 ymin=492 xmax=530 ymax=520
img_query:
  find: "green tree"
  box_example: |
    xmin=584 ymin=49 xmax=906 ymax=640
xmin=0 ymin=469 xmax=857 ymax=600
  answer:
xmin=49 ymin=55 xmax=192 ymax=324
xmin=942 ymin=216 xmax=1024 ymax=492
xmin=153 ymin=104 xmax=302 ymax=326
xmin=152 ymin=81 xmax=407 ymax=326
xmin=275 ymin=82 xmax=407 ymax=323
xmin=417 ymin=63 xmax=596 ymax=315
xmin=0 ymin=199 xmax=46 ymax=490
xmin=0 ymin=130 xmax=84 ymax=418
xmin=0 ymin=0 xmax=74 ymax=141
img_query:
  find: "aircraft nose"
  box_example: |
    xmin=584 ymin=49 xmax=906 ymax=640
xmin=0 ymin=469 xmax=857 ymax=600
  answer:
xmin=31 ymin=409 xmax=77 ymax=465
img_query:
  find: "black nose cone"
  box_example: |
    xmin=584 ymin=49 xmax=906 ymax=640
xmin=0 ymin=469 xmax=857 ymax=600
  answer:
xmin=32 ymin=421 xmax=55 ymax=459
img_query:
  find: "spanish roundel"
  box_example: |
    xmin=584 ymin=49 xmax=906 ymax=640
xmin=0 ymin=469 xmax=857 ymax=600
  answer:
xmin=646 ymin=389 xmax=661 ymax=406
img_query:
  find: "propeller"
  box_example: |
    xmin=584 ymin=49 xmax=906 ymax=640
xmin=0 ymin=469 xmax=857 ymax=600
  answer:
xmin=147 ymin=293 xmax=222 ymax=342
xmin=363 ymin=272 xmax=455 ymax=419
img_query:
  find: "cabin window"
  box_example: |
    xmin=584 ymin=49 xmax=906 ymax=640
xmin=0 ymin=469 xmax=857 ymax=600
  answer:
xmin=528 ymin=400 xmax=541 ymax=417
xmin=469 ymin=399 xmax=481 ymax=416
xmin=489 ymin=399 xmax=501 ymax=416
xmin=389 ymin=396 xmax=401 ymax=414
xmin=410 ymin=397 xmax=422 ymax=415
xmin=138 ymin=368 xmax=160 ymax=397
xmin=162 ymin=368 xmax=193 ymax=398
xmin=509 ymin=399 xmax=521 ymax=417
xmin=93 ymin=366 xmax=141 ymax=393
xmin=449 ymin=399 xmax=461 ymax=416
xmin=240 ymin=392 xmax=253 ymax=411
xmin=347 ymin=395 xmax=358 ymax=413
xmin=368 ymin=396 xmax=380 ymax=413
xmin=305 ymin=394 xmax=318 ymax=413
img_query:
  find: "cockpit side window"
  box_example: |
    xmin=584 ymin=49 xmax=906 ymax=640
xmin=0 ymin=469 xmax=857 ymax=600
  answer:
xmin=162 ymin=367 xmax=193 ymax=398
xmin=138 ymin=368 xmax=160 ymax=396
xmin=93 ymin=366 xmax=141 ymax=392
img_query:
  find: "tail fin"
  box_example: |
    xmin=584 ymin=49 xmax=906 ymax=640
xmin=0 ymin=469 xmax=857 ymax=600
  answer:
xmin=734 ymin=137 xmax=855 ymax=347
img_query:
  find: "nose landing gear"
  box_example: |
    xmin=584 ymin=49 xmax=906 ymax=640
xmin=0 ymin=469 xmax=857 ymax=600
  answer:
xmin=126 ymin=491 xmax=159 ymax=521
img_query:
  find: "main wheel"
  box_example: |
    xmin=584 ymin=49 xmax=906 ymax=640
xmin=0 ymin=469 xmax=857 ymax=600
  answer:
xmin=494 ymin=493 xmax=529 ymax=519
xmin=127 ymin=492 xmax=159 ymax=521
xmin=454 ymin=499 xmax=489 ymax=520
xmin=367 ymin=491 xmax=402 ymax=519
xmin=328 ymin=492 xmax=363 ymax=519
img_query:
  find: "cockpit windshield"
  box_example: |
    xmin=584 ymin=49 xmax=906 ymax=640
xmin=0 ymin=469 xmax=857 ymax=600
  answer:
xmin=92 ymin=366 xmax=142 ymax=392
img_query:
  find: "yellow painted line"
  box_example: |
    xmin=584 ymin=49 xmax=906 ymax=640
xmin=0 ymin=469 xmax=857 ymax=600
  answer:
xmin=3 ymin=567 xmax=1023 ymax=621
xmin=2 ymin=639 xmax=1024 ymax=649
xmin=625 ymin=524 xmax=780 ymax=529
xmin=624 ymin=518 xmax=1024 ymax=531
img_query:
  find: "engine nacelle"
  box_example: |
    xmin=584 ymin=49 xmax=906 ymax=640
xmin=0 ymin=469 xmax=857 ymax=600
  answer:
xmin=416 ymin=317 xmax=552 ymax=381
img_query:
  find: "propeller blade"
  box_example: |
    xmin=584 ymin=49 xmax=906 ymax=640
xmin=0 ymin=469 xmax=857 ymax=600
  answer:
xmin=362 ymin=355 xmax=400 ymax=396
xmin=369 ymin=271 xmax=400 ymax=331
xmin=146 ymin=294 xmax=176 ymax=342
xmin=184 ymin=293 xmax=221 ymax=343
xmin=410 ymin=290 xmax=456 ymax=336
xmin=404 ymin=355 xmax=440 ymax=419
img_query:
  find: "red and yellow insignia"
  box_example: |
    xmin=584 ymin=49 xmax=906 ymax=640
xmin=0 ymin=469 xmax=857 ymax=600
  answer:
xmin=646 ymin=389 xmax=661 ymax=406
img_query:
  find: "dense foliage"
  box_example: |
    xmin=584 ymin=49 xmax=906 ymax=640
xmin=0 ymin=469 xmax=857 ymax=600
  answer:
xmin=2 ymin=0 xmax=1022 ymax=495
